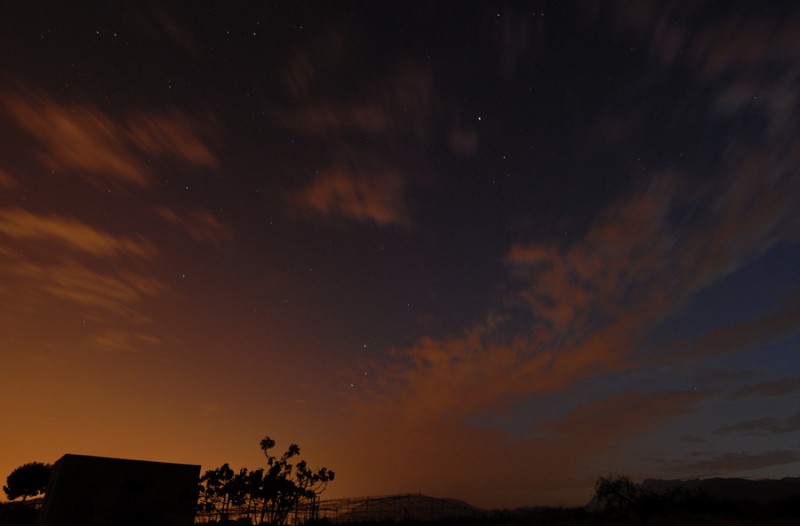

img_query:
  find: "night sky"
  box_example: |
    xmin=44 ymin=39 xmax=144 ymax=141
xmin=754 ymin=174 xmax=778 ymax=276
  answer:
xmin=2 ymin=1 xmax=800 ymax=508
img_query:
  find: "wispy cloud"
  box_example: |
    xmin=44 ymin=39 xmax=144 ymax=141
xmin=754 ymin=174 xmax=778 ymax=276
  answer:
xmin=667 ymin=450 xmax=800 ymax=475
xmin=0 ymin=209 xmax=162 ymax=320
xmin=339 ymin=4 xmax=800 ymax=500
xmin=89 ymin=328 xmax=163 ymax=352
xmin=292 ymin=169 xmax=409 ymax=227
xmin=0 ymin=169 xmax=18 ymax=189
xmin=448 ymin=123 xmax=479 ymax=156
xmin=271 ymin=53 xmax=432 ymax=227
xmin=3 ymin=260 xmax=161 ymax=319
xmin=714 ymin=411 xmax=800 ymax=435
xmin=544 ymin=390 xmax=708 ymax=445
xmin=155 ymin=206 xmax=234 ymax=245
xmin=270 ymin=62 xmax=432 ymax=143
xmin=668 ymin=290 xmax=800 ymax=362
xmin=0 ymin=208 xmax=157 ymax=259
xmin=613 ymin=4 xmax=800 ymax=132
xmin=351 ymin=139 xmax=800 ymax=437
xmin=729 ymin=376 xmax=800 ymax=400
xmin=2 ymin=90 xmax=217 ymax=188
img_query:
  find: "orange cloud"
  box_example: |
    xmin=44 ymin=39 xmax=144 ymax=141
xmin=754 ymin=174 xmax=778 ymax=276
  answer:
xmin=327 ymin=386 xmax=708 ymax=507
xmin=0 ymin=209 xmax=162 ymax=322
xmin=348 ymin=123 xmax=800 ymax=434
xmin=272 ymin=61 xmax=432 ymax=228
xmin=279 ymin=25 xmax=351 ymax=99
xmin=293 ymin=169 xmax=409 ymax=227
xmin=0 ymin=169 xmax=18 ymax=190
xmin=270 ymin=62 xmax=432 ymax=143
xmin=2 ymin=90 xmax=217 ymax=188
xmin=448 ymin=124 xmax=478 ymax=155
xmin=3 ymin=260 xmax=161 ymax=319
xmin=270 ymin=103 xmax=387 ymax=135
xmin=343 ymin=84 xmax=800 ymax=497
xmin=89 ymin=328 xmax=163 ymax=352
xmin=0 ymin=208 xmax=157 ymax=259
xmin=155 ymin=206 xmax=234 ymax=245
xmin=355 ymin=312 xmax=641 ymax=424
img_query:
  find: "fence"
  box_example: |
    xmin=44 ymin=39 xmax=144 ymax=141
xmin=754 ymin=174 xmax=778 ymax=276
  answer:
xmin=195 ymin=493 xmax=484 ymax=524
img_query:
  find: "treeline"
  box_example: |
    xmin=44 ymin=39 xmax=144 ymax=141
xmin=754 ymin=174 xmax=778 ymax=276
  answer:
xmin=592 ymin=475 xmax=800 ymax=523
xmin=197 ymin=436 xmax=334 ymax=525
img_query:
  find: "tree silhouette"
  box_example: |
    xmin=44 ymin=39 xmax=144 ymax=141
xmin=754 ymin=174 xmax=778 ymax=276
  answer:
xmin=3 ymin=462 xmax=52 ymax=502
xmin=197 ymin=463 xmax=248 ymax=522
xmin=197 ymin=436 xmax=334 ymax=525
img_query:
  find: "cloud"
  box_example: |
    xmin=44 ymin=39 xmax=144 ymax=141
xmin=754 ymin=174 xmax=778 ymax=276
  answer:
xmin=329 ymin=388 xmax=708 ymax=507
xmin=269 ymin=102 xmax=388 ymax=136
xmin=0 ymin=209 xmax=162 ymax=320
xmin=155 ymin=206 xmax=234 ymax=245
xmin=0 ymin=169 xmax=18 ymax=190
xmin=279 ymin=25 xmax=351 ymax=99
xmin=729 ymin=377 xmax=800 ymax=400
xmin=448 ymin=124 xmax=479 ymax=155
xmin=2 ymin=259 xmax=161 ymax=319
xmin=325 ymin=5 xmax=800 ymax=504
xmin=292 ymin=169 xmax=409 ymax=227
xmin=270 ymin=58 xmax=432 ymax=228
xmin=351 ymin=123 xmax=800 ymax=437
xmin=668 ymin=290 xmax=800 ymax=362
xmin=613 ymin=4 xmax=800 ymax=131
xmin=544 ymin=390 xmax=708 ymax=445
xmin=668 ymin=450 xmax=800 ymax=476
xmin=341 ymin=38 xmax=800 ymax=496
xmin=347 ymin=182 xmax=694 ymax=420
xmin=496 ymin=5 xmax=540 ymax=82
xmin=507 ymin=180 xmax=675 ymax=333
xmin=0 ymin=208 xmax=157 ymax=259
xmin=270 ymin=62 xmax=433 ymax=143
xmin=89 ymin=328 xmax=162 ymax=352
xmin=151 ymin=5 xmax=200 ymax=58
xmin=2 ymin=90 xmax=217 ymax=188
xmin=714 ymin=411 xmax=800 ymax=436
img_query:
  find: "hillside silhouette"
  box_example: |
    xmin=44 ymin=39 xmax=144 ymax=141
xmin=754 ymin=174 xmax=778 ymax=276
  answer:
xmin=641 ymin=477 xmax=800 ymax=504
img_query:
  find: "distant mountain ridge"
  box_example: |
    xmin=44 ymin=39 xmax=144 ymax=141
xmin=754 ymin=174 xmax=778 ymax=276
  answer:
xmin=641 ymin=477 xmax=800 ymax=503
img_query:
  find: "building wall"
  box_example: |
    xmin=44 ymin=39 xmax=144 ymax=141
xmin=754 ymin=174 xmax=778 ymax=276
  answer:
xmin=37 ymin=454 xmax=200 ymax=526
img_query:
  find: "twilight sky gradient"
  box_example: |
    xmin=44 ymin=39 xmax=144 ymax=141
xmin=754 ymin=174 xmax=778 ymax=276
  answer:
xmin=2 ymin=2 xmax=800 ymax=508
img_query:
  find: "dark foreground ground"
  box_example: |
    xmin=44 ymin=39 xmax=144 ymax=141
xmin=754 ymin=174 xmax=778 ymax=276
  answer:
xmin=3 ymin=502 xmax=800 ymax=525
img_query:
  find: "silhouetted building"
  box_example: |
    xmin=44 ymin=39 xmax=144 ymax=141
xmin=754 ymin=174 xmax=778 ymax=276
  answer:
xmin=37 ymin=454 xmax=200 ymax=526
